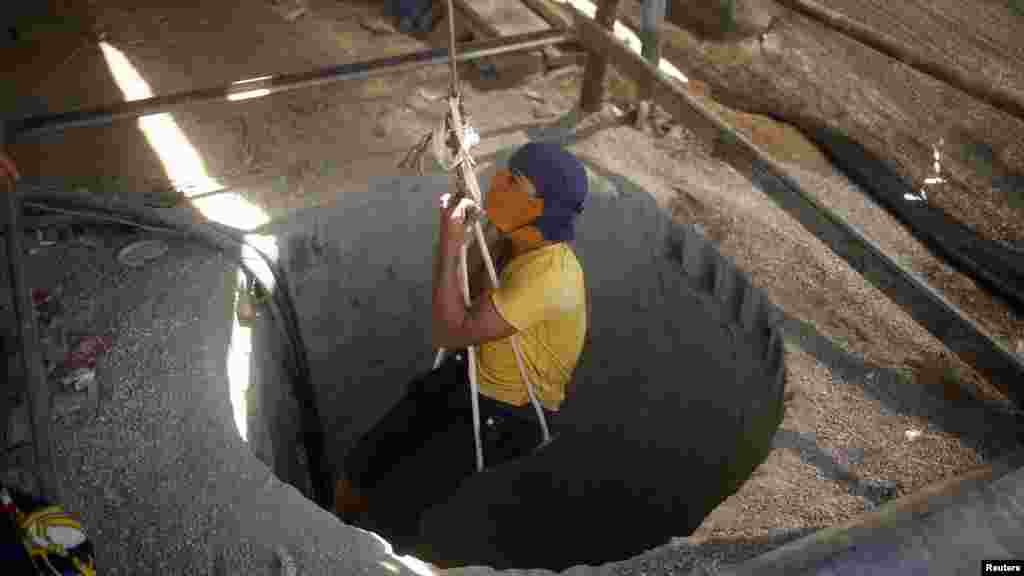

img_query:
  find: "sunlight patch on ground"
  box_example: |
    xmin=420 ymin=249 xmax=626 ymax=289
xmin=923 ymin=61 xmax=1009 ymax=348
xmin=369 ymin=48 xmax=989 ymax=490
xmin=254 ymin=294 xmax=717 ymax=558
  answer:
xmin=554 ymin=0 xmax=688 ymax=85
xmin=100 ymin=41 xmax=279 ymax=442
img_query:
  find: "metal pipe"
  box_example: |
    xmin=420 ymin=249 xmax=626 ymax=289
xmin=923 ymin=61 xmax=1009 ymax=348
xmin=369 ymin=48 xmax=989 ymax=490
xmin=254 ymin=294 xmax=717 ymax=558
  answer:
xmin=6 ymin=29 xmax=571 ymax=141
xmin=1 ymin=123 xmax=59 ymax=502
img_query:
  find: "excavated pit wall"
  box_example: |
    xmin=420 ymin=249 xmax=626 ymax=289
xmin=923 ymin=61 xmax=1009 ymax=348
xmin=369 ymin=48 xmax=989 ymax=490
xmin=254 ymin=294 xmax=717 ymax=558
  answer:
xmin=256 ymin=154 xmax=787 ymax=570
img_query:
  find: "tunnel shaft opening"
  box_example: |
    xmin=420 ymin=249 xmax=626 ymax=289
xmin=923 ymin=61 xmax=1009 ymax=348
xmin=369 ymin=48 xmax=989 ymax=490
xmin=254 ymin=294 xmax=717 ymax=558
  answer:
xmin=253 ymin=166 xmax=787 ymax=571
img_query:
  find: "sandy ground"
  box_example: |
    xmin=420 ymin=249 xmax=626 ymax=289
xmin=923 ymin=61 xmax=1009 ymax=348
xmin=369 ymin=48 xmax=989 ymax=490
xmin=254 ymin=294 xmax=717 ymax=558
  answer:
xmin=561 ymin=118 xmax=1023 ymax=564
xmin=628 ymin=0 xmax=1024 ymax=378
xmin=3 ymin=0 xmax=1023 ymax=573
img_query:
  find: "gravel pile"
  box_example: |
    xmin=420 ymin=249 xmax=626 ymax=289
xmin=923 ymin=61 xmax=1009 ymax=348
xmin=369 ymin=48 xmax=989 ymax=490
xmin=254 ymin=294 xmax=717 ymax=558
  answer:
xmin=10 ymin=228 xmax=424 ymax=575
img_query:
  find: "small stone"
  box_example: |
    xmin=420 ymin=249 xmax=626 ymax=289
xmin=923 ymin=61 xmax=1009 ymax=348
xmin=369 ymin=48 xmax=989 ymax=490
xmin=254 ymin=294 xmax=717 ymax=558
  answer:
xmin=633 ymin=100 xmax=651 ymax=131
xmin=6 ymin=403 xmax=31 ymax=446
xmin=905 ymin=428 xmax=922 ymax=441
xmin=60 ymin=367 xmax=96 ymax=392
xmin=532 ymin=104 xmax=560 ymax=119
xmin=77 ymin=233 xmax=103 ymax=249
xmin=276 ymin=546 xmax=297 ymax=576
xmin=284 ymin=7 xmax=307 ymax=22
xmin=860 ymin=478 xmax=899 ymax=503
xmin=760 ymin=31 xmax=782 ymax=55
xmin=104 ymin=483 xmax=126 ymax=506
xmin=52 ymin=390 xmax=89 ymax=421
xmin=417 ymin=87 xmax=443 ymax=103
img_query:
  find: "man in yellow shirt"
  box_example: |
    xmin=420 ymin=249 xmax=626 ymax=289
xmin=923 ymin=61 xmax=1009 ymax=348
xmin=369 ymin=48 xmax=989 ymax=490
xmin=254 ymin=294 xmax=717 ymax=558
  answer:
xmin=336 ymin=142 xmax=589 ymax=551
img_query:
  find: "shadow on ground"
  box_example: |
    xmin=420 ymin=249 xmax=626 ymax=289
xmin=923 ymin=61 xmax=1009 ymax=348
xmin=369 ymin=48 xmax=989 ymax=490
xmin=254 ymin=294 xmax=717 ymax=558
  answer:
xmin=777 ymin=312 xmax=1024 ymax=462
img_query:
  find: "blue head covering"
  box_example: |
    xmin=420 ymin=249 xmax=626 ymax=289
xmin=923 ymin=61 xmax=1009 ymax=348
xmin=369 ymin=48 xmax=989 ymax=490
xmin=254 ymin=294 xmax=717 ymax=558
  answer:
xmin=507 ymin=142 xmax=588 ymax=242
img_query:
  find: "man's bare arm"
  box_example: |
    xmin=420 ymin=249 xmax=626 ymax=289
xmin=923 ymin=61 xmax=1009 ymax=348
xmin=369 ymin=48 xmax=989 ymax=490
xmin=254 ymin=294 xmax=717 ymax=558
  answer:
xmin=466 ymin=221 xmax=507 ymax=300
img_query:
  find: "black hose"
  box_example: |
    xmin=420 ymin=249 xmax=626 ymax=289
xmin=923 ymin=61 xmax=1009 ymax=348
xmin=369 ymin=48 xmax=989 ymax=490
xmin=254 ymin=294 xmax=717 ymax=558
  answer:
xmin=804 ymin=126 xmax=1024 ymax=319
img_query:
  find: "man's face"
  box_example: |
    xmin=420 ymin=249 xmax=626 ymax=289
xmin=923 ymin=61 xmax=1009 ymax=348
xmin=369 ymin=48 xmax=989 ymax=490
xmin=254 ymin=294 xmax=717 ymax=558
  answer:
xmin=484 ymin=168 xmax=544 ymax=234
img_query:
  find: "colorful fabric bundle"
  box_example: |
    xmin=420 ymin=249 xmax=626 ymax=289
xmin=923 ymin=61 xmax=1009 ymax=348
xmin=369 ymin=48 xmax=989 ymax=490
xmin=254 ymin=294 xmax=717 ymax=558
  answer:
xmin=0 ymin=485 xmax=96 ymax=575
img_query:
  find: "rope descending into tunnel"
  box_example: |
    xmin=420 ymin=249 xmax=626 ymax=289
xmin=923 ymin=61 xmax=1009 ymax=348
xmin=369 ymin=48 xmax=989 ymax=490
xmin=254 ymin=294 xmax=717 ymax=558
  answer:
xmin=412 ymin=0 xmax=552 ymax=472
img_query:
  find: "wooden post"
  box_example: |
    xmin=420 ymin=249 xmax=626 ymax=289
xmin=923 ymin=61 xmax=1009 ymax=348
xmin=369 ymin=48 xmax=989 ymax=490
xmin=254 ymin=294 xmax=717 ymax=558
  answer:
xmin=579 ymin=0 xmax=623 ymax=113
xmin=636 ymin=0 xmax=665 ymax=126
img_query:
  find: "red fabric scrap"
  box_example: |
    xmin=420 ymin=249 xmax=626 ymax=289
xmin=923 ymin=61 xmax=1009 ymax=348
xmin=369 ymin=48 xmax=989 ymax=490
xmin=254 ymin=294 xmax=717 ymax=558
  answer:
xmin=65 ymin=336 xmax=112 ymax=371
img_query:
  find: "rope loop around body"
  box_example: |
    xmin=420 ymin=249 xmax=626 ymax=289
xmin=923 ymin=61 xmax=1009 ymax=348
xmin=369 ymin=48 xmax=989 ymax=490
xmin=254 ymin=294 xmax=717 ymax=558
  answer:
xmin=422 ymin=0 xmax=550 ymax=472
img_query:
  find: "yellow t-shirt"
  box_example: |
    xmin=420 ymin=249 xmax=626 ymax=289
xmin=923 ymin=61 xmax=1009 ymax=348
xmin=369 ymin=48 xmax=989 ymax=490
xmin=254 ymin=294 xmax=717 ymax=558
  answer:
xmin=478 ymin=243 xmax=587 ymax=411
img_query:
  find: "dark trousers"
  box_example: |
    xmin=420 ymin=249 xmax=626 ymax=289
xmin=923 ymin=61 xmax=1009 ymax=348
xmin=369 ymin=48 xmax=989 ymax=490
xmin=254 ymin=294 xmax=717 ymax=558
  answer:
xmin=343 ymin=350 xmax=557 ymax=551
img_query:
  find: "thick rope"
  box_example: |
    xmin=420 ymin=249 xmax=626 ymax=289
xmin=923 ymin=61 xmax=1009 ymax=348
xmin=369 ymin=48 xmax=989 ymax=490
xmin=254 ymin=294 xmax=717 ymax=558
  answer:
xmin=428 ymin=0 xmax=550 ymax=473
xmin=461 ymin=243 xmax=485 ymax=472
xmin=451 ymin=97 xmax=551 ymax=462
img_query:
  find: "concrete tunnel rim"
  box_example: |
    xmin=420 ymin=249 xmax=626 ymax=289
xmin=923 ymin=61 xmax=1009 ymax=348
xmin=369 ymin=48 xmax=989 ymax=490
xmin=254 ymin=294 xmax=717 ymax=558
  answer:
xmin=14 ymin=176 xmax=788 ymax=574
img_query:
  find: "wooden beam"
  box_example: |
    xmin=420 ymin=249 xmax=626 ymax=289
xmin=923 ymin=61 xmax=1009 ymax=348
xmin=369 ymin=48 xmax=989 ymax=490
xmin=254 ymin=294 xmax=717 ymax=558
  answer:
xmin=571 ymin=6 xmax=1024 ymax=407
xmin=579 ymin=0 xmax=623 ymax=113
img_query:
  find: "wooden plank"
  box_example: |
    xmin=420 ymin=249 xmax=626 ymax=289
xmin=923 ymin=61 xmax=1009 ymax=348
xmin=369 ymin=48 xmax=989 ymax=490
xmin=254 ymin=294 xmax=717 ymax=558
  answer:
xmin=452 ymin=0 xmax=503 ymax=38
xmin=515 ymin=0 xmax=588 ymax=71
xmin=571 ymin=6 xmax=1024 ymax=407
xmin=579 ymin=0 xmax=623 ymax=113
xmin=454 ymin=0 xmax=551 ymax=37
xmin=452 ymin=0 xmax=570 ymax=77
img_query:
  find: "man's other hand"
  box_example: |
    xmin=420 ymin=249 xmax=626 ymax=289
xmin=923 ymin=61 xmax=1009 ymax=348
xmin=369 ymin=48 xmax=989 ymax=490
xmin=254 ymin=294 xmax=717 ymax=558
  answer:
xmin=439 ymin=192 xmax=479 ymax=252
